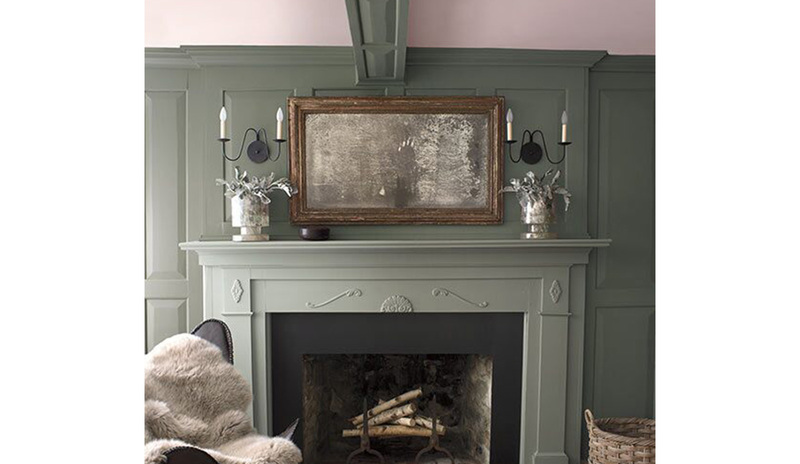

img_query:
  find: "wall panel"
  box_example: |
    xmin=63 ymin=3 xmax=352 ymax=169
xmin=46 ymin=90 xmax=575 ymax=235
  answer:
xmin=145 ymin=68 xmax=202 ymax=351
xmin=145 ymin=91 xmax=187 ymax=280
xmin=592 ymin=306 xmax=655 ymax=417
xmin=584 ymin=66 xmax=656 ymax=449
xmin=146 ymin=299 xmax=188 ymax=351
xmin=595 ymin=89 xmax=655 ymax=290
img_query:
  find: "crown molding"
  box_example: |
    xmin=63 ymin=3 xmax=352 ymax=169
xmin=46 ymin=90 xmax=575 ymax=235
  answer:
xmin=144 ymin=48 xmax=199 ymax=69
xmin=406 ymin=48 xmax=608 ymax=68
xmin=182 ymin=46 xmax=356 ymax=67
xmin=146 ymin=46 xmax=614 ymax=70
xmin=591 ymin=55 xmax=655 ymax=73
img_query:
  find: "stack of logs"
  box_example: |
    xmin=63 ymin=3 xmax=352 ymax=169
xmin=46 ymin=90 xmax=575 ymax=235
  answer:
xmin=342 ymin=388 xmax=446 ymax=438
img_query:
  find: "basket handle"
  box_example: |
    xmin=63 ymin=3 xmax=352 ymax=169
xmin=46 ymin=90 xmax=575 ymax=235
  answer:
xmin=584 ymin=409 xmax=595 ymax=428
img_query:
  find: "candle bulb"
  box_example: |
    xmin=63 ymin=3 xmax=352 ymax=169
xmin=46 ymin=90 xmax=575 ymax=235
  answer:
xmin=276 ymin=107 xmax=284 ymax=139
xmin=506 ymin=108 xmax=514 ymax=141
xmin=219 ymin=106 xmax=228 ymax=139
xmin=560 ymin=110 xmax=568 ymax=143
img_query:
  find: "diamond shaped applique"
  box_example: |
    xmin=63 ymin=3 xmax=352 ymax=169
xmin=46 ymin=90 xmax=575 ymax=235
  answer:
xmin=231 ymin=279 xmax=244 ymax=303
xmin=549 ymin=280 xmax=562 ymax=303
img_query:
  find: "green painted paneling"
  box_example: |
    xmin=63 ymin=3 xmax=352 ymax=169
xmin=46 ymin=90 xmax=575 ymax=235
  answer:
xmin=144 ymin=84 xmax=195 ymax=352
xmin=404 ymin=88 xmax=477 ymax=96
xmin=595 ymin=89 xmax=655 ymax=290
xmin=313 ymin=88 xmax=387 ymax=96
xmin=187 ymin=51 xmax=593 ymax=241
xmin=583 ymin=66 xmax=655 ymax=457
xmin=145 ymin=47 xmax=655 ymax=462
xmin=592 ymin=306 xmax=655 ymax=418
xmin=145 ymin=299 xmax=187 ymax=351
xmin=221 ymin=89 xmax=295 ymax=228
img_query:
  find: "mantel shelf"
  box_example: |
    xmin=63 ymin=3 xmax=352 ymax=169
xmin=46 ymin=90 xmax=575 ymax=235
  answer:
xmin=180 ymin=238 xmax=610 ymax=254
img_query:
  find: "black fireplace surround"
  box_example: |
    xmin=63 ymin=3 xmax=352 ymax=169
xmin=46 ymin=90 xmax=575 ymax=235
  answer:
xmin=271 ymin=313 xmax=523 ymax=464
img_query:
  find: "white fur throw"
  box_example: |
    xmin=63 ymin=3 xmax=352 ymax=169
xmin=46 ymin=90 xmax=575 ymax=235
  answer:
xmin=145 ymin=333 xmax=302 ymax=464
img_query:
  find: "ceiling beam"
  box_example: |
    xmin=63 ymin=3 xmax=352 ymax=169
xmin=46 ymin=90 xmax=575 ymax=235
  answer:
xmin=345 ymin=0 xmax=409 ymax=86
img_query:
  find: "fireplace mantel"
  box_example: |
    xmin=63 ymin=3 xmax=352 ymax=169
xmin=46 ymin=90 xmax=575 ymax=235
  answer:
xmin=181 ymin=239 xmax=609 ymax=464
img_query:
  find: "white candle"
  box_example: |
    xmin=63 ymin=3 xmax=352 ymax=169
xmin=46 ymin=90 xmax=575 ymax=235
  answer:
xmin=561 ymin=110 xmax=568 ymax=143
xmin=276 ymin=107 xmax=284 ymax=139
xmin=219 ymin=106 xmax=227 ymax=139
xmin=506 ymin=108 xmax=514 ymax=141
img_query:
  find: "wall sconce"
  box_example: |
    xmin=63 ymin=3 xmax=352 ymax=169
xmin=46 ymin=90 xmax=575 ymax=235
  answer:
xmin=504 ymin=109 xmax=571 ymax=165
xmin=217 ymin=106 xmax=287 ymax=163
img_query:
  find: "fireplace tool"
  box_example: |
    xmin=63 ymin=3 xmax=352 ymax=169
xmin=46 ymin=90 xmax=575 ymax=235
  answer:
xmin=414 ymin=398 xmax=455 ymax=464
xmin=346 ymin=398 xmax=385 ymax=464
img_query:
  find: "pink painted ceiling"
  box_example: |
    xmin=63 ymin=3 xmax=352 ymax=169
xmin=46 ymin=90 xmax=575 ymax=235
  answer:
xmin=145 ymin=0 xmax=654 ymax=55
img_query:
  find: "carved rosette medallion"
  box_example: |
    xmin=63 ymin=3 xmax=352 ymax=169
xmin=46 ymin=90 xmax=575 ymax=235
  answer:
xmin=380 ymin=295 xmax=413 ymax=313
xmin=549 ymin=280 xmax=562 ymax=304
xmin=231 ymin=279 xmax=244 ymax=303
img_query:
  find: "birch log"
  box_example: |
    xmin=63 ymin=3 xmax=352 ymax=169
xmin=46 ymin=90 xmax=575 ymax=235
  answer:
xmin=343 ymin=425 xmax=444 ymax=438
xmin=356 ymin=403 xmax=416 ymax=428
xmin=389 ymin=417 xmax=416 ymax=426
xmin=415 ymin=415 xmax=446 ymax=434
xmin=349 ymin=389 xmax=422 ymax=425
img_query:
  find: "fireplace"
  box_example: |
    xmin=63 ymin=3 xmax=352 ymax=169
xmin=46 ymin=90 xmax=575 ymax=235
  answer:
xmin=181 ymin=239 xmax=609 ymax=464
xmin=270 ymin=313 xmax=523 ymax=464
xmin=304 ymin=354 xmax=492 ymax=464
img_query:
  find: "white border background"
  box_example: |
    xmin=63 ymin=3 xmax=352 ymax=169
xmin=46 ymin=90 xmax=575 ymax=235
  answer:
xmin=2 ymin=0 xmax=798 ymax=461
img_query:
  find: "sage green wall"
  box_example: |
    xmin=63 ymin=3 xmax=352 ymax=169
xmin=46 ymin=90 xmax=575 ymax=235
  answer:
xmin=144 ymin=46 xmax=655 ymax=457
xmin=582 ymin=56 xmax=655 ymax=454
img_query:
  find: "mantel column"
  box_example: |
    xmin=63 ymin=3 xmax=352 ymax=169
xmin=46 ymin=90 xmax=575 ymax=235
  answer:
xmin=534 ymin=267 xmax=572 ymax=464
xmin=219 ymin=268 xmax=255 ymax=416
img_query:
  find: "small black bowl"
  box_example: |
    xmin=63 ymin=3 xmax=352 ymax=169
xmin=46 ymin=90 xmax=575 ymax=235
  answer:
xmin=299 ymin=226 xmax=330 ymax=241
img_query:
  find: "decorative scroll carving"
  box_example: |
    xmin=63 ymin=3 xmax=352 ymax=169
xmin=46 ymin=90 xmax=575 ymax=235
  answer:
xmin=381 ymin=295 xmax=413 ymax=313
xmin=549 ymin=280 xmax=562 ymax=303
xmin=231 ymin=279 xmax=244 ymax=303
xmin=431 ymin=287 xmax=488 ymax=308
xmin=306 ymin=288 xmax=363 ymax=308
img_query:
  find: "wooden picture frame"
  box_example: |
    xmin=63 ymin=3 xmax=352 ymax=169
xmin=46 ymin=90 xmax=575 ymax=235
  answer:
xmin=288 ymin=96 xmax=504 ymax=224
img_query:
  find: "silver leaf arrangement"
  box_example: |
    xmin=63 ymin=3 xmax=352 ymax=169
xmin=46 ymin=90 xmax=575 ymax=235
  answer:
xmin=501 ymin=169 xmax=571 ymax=213
xmin=216 ymin=166 xmax=297 ymax=204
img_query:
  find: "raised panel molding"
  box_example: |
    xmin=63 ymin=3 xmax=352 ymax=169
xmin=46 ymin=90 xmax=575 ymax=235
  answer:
xmin=404 ymin=88 xmax=478 ymax=96
xmin=211 ymin=89 xmax=295 ymax=234
xmin=146 ymin=299 xmax=188 ymax=352
xmin=312 ymin=88 xmax=387 ymax=96
xmin=595 ymin=88 xmax=655 ymax=290
xmin=584 ymin=70 xmax=655 ymax=459
xmin=145 ymin=91 xmax=187 ymax=281
xmin=592 ymin=306 xmax=655 ymax=418
xmin=497 ymin=88 xmax=587 ymax=238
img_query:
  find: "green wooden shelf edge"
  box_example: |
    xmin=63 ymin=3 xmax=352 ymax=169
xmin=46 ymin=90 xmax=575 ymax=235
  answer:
xmin=180 ymin=238 xmax=611 ymax=253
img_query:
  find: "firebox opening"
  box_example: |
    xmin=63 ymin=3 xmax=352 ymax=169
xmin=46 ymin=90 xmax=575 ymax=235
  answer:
xmin=270 ymin=313 xmax=523 ymax=464
xmin=303 ymin=354 xmax=492 ymax=464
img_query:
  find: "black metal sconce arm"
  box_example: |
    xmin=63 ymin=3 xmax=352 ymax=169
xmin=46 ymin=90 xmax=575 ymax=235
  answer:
xmin=219 ymin=128 xmax=286 ymax=163
xmin=506 ymin=129 xmax=570 ymax=165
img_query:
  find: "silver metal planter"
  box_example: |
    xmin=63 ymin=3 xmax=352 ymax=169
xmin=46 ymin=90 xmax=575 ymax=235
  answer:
xmin=521 ymin=200 xmax=556 ymax=239
xmin=231 ymin=196 xmax=270 ymax=241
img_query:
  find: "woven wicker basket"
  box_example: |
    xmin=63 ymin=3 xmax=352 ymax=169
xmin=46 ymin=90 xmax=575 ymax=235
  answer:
xmin=585 ymin=409 xmax=655 ymax=464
